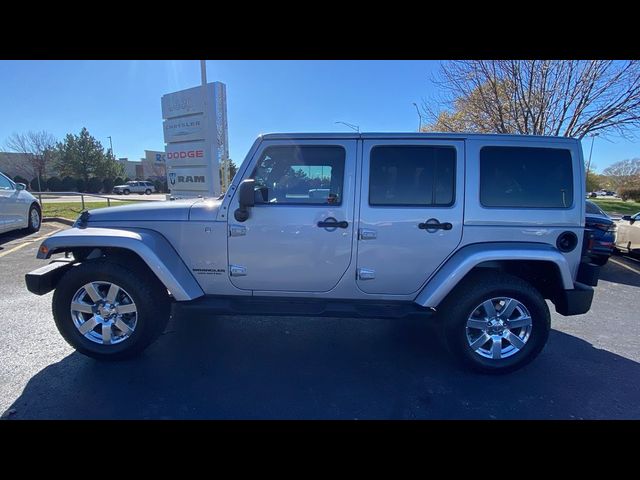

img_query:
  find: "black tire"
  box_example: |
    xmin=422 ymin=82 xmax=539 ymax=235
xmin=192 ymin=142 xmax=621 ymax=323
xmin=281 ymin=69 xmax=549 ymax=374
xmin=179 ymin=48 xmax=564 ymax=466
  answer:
xmin=438 ymin=270 xmax=550 ymax=374
xmin=25 ymin=203 xmax=41 ymax=233
xmin=145 ymin=189 xmax=151 ymax=195
xmin=123 ymin=189 xmax=130 ymax=195
xmin=52 ymin=259 xmax=171 ymax=361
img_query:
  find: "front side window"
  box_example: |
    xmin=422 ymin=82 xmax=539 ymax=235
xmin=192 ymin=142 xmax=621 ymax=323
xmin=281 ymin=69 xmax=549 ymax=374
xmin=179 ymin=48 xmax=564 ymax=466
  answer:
xmin=369 ymin=145 xmax=456 ymax=206
xmin=250 ymin=145 xmax=345 ymax=205
xmin=480 ymin=146 xmax=573 ymax=208
xmin=0 ymin=174 xmax=14 ymax=190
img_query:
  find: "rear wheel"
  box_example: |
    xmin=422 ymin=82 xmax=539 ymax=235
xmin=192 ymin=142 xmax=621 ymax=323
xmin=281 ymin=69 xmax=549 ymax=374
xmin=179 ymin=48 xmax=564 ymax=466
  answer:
xmin=438 ymin=271 xmax=550 ymax=374
xmin=123 ymin=189 xmax=130 ymax=195
xmin=25 ymin=203 xmax=41 ymax=233
xmin=52 ymin=259 xmax=171 ymax=360
xmin=145 ymin=189 xmax=151 ymax=195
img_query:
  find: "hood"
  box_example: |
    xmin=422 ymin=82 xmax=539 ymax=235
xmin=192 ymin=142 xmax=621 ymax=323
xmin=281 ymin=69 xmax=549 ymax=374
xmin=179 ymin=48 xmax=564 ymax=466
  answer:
xmin=85 ymin=198 xmax=208 ymax=223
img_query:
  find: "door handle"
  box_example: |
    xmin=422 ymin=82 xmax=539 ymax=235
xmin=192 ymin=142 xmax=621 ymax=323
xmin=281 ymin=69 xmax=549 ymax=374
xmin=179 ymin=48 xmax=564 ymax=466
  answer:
xmin=317 ymin=218 xmax=349 ymax=229
xmin=418 ymin=219 xmax=453 ymax=231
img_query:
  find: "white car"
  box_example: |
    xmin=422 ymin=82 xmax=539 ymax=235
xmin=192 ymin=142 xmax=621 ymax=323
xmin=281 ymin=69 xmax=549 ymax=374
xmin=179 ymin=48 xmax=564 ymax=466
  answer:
xmin=0 ymin=171 xmax=42 ymax=234
xmin=615 ymin=212 xmax=640 ymax=255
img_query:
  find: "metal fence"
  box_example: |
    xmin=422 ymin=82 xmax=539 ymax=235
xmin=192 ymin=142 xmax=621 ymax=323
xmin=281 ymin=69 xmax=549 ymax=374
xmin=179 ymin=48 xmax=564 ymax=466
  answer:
xmin=31 ymin=191 xmax=158 ymax=210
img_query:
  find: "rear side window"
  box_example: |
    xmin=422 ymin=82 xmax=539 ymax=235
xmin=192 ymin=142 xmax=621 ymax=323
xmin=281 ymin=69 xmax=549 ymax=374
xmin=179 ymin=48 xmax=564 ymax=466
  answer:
xmin=480 ymin=147 xmax=573 ymax=208
xmin=369 ymin=146 xmax=456 ymax=206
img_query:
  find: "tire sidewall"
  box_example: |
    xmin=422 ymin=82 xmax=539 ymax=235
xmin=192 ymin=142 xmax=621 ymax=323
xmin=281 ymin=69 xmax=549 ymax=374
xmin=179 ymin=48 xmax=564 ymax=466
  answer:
xmin=123 ymin=189 xmax=130 ymax=195
xmin=27 ymin=204 xmax=41 ymax=232
xmin=445 ymin=282 xmax=550 ymax=374
xmin=53 ymin=263 xmax=162 ymax=359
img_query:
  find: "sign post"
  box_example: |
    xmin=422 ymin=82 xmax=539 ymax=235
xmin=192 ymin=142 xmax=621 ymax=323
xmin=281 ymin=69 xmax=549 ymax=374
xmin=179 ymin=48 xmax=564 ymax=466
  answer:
xmin=161 ymin=81 xmax=228 ymax=198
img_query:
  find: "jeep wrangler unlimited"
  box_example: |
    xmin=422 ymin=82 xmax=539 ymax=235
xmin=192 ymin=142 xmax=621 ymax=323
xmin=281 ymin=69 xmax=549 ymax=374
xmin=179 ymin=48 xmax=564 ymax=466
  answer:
xmin=25 ymin=133 xmax=599 ymax=373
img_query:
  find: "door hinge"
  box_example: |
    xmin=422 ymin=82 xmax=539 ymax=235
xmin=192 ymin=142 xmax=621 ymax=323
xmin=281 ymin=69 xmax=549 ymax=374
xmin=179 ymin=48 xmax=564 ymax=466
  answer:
xmin=229 ymin=225 xmax=247 ymax=237
xmin=357 ymin=268 xmax=376 ymax=280
xmin=229 ymin=265 xmax=247 ymax=276
xmin=358 ymin=228 xmax=377 ymax=240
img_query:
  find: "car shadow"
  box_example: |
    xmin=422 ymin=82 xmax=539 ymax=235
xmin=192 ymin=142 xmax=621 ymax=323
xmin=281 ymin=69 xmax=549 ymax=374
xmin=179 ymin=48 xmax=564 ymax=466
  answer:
xmin=0 ymin=229 xmax=31 ymax=248
xmin=3 ymin=314 xmax=640 ymax=419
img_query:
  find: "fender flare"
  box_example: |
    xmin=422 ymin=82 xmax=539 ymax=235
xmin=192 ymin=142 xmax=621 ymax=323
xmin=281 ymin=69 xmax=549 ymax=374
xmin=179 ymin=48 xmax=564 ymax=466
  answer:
xmin=414 ymin=242 xmax=574 ymax=308
xmin=37 ymin=227 xmax=204 ymax=301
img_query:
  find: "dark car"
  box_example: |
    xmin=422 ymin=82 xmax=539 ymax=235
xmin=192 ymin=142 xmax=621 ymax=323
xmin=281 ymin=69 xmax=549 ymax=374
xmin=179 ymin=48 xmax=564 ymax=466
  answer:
xmin=584 ymin=200 xmax=616 ymax=266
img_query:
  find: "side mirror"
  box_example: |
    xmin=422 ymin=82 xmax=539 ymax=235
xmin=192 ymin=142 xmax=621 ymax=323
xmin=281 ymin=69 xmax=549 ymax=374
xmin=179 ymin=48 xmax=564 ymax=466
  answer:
xmin=622 ymin=215 xmax=632 ymax=221
xmin=15 ymin=183 xmax=26 ymax=191
xmin=234 ymin=179 xmax=255 ymax=222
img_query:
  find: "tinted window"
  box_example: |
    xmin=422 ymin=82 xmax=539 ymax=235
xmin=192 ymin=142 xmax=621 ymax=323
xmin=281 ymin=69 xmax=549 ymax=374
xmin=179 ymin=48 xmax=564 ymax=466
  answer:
xmin=369 ymin=146 xmax=456 ymax=206
xmin=586 ymin=201 xmax=606 ymax=216
xmin=251 ymin=146 xmax=345 ymax=205
xmin=480 ymin=147 xmax=573 ymax=208
xmin=0 ymin=174 xmax=13 ymax=190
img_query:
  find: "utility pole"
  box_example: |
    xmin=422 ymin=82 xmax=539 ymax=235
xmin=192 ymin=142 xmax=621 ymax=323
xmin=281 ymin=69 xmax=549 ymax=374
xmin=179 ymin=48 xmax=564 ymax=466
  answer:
xmin=586 ymin=133 xmax=599 ymax=178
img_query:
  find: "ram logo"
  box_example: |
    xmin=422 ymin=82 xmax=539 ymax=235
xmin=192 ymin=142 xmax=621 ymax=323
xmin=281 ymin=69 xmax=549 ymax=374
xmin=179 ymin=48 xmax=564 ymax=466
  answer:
xmin=169 ymin=172 xmax=176 ymax=185
xmin=178 ymin=175 xmax=205 ymax=183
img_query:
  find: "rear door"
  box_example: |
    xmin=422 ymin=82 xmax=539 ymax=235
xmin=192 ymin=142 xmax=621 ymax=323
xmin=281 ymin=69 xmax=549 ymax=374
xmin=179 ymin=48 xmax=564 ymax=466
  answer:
xmin=356 ymin=139 xmax=464 ymax=295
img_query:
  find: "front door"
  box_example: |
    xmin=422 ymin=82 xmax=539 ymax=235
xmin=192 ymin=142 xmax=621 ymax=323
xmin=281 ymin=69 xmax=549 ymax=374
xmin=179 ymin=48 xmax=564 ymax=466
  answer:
xmin=356 ymin=139 xmax=465 ymax=295
xmin=227 ymin=140 xmax=357 ymax=292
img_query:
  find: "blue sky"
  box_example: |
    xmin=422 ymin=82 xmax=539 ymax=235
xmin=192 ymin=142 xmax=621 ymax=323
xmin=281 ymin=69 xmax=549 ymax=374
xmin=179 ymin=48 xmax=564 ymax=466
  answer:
xmin=0 ymin=60 xmax=637 ymax=172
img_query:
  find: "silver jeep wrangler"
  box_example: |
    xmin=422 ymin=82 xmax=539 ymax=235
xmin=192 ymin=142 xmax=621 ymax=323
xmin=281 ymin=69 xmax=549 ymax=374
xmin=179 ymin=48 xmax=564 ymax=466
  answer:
xmin=25 ymin=133 xmax=598 ymax=373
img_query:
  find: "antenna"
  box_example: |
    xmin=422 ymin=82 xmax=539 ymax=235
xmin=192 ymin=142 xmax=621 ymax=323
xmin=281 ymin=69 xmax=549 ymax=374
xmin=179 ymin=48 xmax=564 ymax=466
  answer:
xmin=335 ymin=121 xmax=360 ymax=133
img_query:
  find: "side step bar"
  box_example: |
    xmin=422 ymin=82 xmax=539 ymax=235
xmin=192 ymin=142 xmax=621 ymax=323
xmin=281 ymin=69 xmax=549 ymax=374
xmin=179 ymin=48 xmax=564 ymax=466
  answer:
xmin=174 ymin=295 xmax=436 ymax=320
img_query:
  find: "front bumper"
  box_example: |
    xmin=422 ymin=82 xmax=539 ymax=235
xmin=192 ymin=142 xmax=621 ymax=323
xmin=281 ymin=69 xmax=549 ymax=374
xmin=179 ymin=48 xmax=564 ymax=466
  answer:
xmin=25 ymin=259 xmax=75 ymax=295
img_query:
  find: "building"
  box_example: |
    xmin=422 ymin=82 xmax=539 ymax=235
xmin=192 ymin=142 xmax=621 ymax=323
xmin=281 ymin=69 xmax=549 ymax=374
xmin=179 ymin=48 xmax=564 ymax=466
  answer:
xmin=0 ymin=151 xmax=59 ymax=180
xmin=116 ymin=151 xmax=166 ymax=181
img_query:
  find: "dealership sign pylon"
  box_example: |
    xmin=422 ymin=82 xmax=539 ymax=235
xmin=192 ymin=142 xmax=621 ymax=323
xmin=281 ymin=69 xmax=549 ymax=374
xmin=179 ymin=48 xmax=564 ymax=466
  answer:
xmin=161 ymin=82 xmax=229 ymax=198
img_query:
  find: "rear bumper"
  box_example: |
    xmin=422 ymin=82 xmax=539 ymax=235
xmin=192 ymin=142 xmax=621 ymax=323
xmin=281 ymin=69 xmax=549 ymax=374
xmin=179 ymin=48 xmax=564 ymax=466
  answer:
xmin=25 ymin=259 xmax=74 ymax=295
xmin=554 ymin=282 xmax=594 ymax=316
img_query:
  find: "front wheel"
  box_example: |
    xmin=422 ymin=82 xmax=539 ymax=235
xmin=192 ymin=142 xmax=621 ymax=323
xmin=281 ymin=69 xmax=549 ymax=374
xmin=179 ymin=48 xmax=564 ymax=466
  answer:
xmin=123 ymin=189 xmax=130 ymax=195
xmin=52 ymin=259 xmax=171 ymax=360
xmin=145 ymin=189 xmax=151 ymax=195
xmin=438 ymin=271 xmax=550 ymax=374
xmin=25 ymin=203 xmax=41 ymax=233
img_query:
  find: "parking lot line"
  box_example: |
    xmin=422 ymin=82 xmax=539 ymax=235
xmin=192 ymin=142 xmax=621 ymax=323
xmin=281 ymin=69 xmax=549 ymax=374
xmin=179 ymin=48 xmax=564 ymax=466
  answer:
xmin=609 ymin=257 xmax=640 ymax=276
xmin=0 ymin=228 xmax=63 ymax=259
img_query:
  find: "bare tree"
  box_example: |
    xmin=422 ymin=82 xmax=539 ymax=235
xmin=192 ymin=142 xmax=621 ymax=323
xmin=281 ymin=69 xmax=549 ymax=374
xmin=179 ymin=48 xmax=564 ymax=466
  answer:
xmin=601 ymin=158 xmax=640 ymax=190
xmin=5 ymin=131 xmax=57 ymax=190
xmin=422 ymin=60 xmax=640 ymax=140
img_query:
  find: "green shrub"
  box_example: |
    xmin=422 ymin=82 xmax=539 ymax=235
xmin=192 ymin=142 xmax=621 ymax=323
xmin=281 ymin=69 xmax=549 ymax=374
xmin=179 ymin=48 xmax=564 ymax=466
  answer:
xmin=87 ymin=177 xmax=103 ymax=193
xmin=61 ymin=176 xmax=76 ymax=191
xmin=12 ymin=175 xmax=29 ymax=186
xmin=46 ymin=176 xmax=63 ymax=192
xmin=30 ymin=177 xmax=44 ymax=191
xmin=619 ymin=188 xmax=640 ymax=202
xmin=76 ymin=178 xmax=86 ymax=192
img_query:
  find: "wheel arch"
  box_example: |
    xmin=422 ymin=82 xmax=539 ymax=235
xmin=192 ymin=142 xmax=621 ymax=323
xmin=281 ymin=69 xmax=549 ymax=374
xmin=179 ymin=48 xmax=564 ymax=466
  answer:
xmin=415 ymin=242 xmax=574 ymax=309
xmin=36 ymin=227 xmax=204 ymax=301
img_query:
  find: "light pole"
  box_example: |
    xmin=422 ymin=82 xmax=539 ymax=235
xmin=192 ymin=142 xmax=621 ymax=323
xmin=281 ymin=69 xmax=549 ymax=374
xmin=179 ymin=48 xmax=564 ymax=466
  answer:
xmin=107 ymin=136 xmax=114 ymax=158
xmin=586 ymin=133 xmax=599 ymax=178
xmin=412 ymin=102 xmax=422 ymax=132
xmin=335 ymin=121 xmax=360 ymax=133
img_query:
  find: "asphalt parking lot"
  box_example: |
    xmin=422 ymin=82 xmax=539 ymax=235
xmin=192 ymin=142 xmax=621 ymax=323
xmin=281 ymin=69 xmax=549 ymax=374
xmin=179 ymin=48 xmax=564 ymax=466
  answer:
xmin=1 ymin=224 xmax=639 ymax=419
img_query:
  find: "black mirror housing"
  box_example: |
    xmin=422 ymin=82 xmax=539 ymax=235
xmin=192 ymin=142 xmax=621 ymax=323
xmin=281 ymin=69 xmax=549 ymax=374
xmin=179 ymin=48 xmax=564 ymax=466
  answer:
xmin=234 ymin=179 xmax=255 ymax=222
xmin=622 ymin=215 xmax=632 ymax=221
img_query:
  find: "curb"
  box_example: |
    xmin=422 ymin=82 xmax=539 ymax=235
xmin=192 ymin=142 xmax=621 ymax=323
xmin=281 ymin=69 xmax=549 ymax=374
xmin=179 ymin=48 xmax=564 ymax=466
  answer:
xmin=43 ymin=217 xmax=74 ymax=226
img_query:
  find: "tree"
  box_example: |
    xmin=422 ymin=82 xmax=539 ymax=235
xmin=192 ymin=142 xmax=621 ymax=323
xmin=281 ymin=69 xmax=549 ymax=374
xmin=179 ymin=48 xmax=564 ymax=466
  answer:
xmin=5 ymin=130 xmax=57 ymax=191
xmin=601 ymin=158 xmax=640 ymax=191
xmin=422 ymin=60 xmax=640 ymax=140
xmin=55 ymin=127 xmax=124 ymax=182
